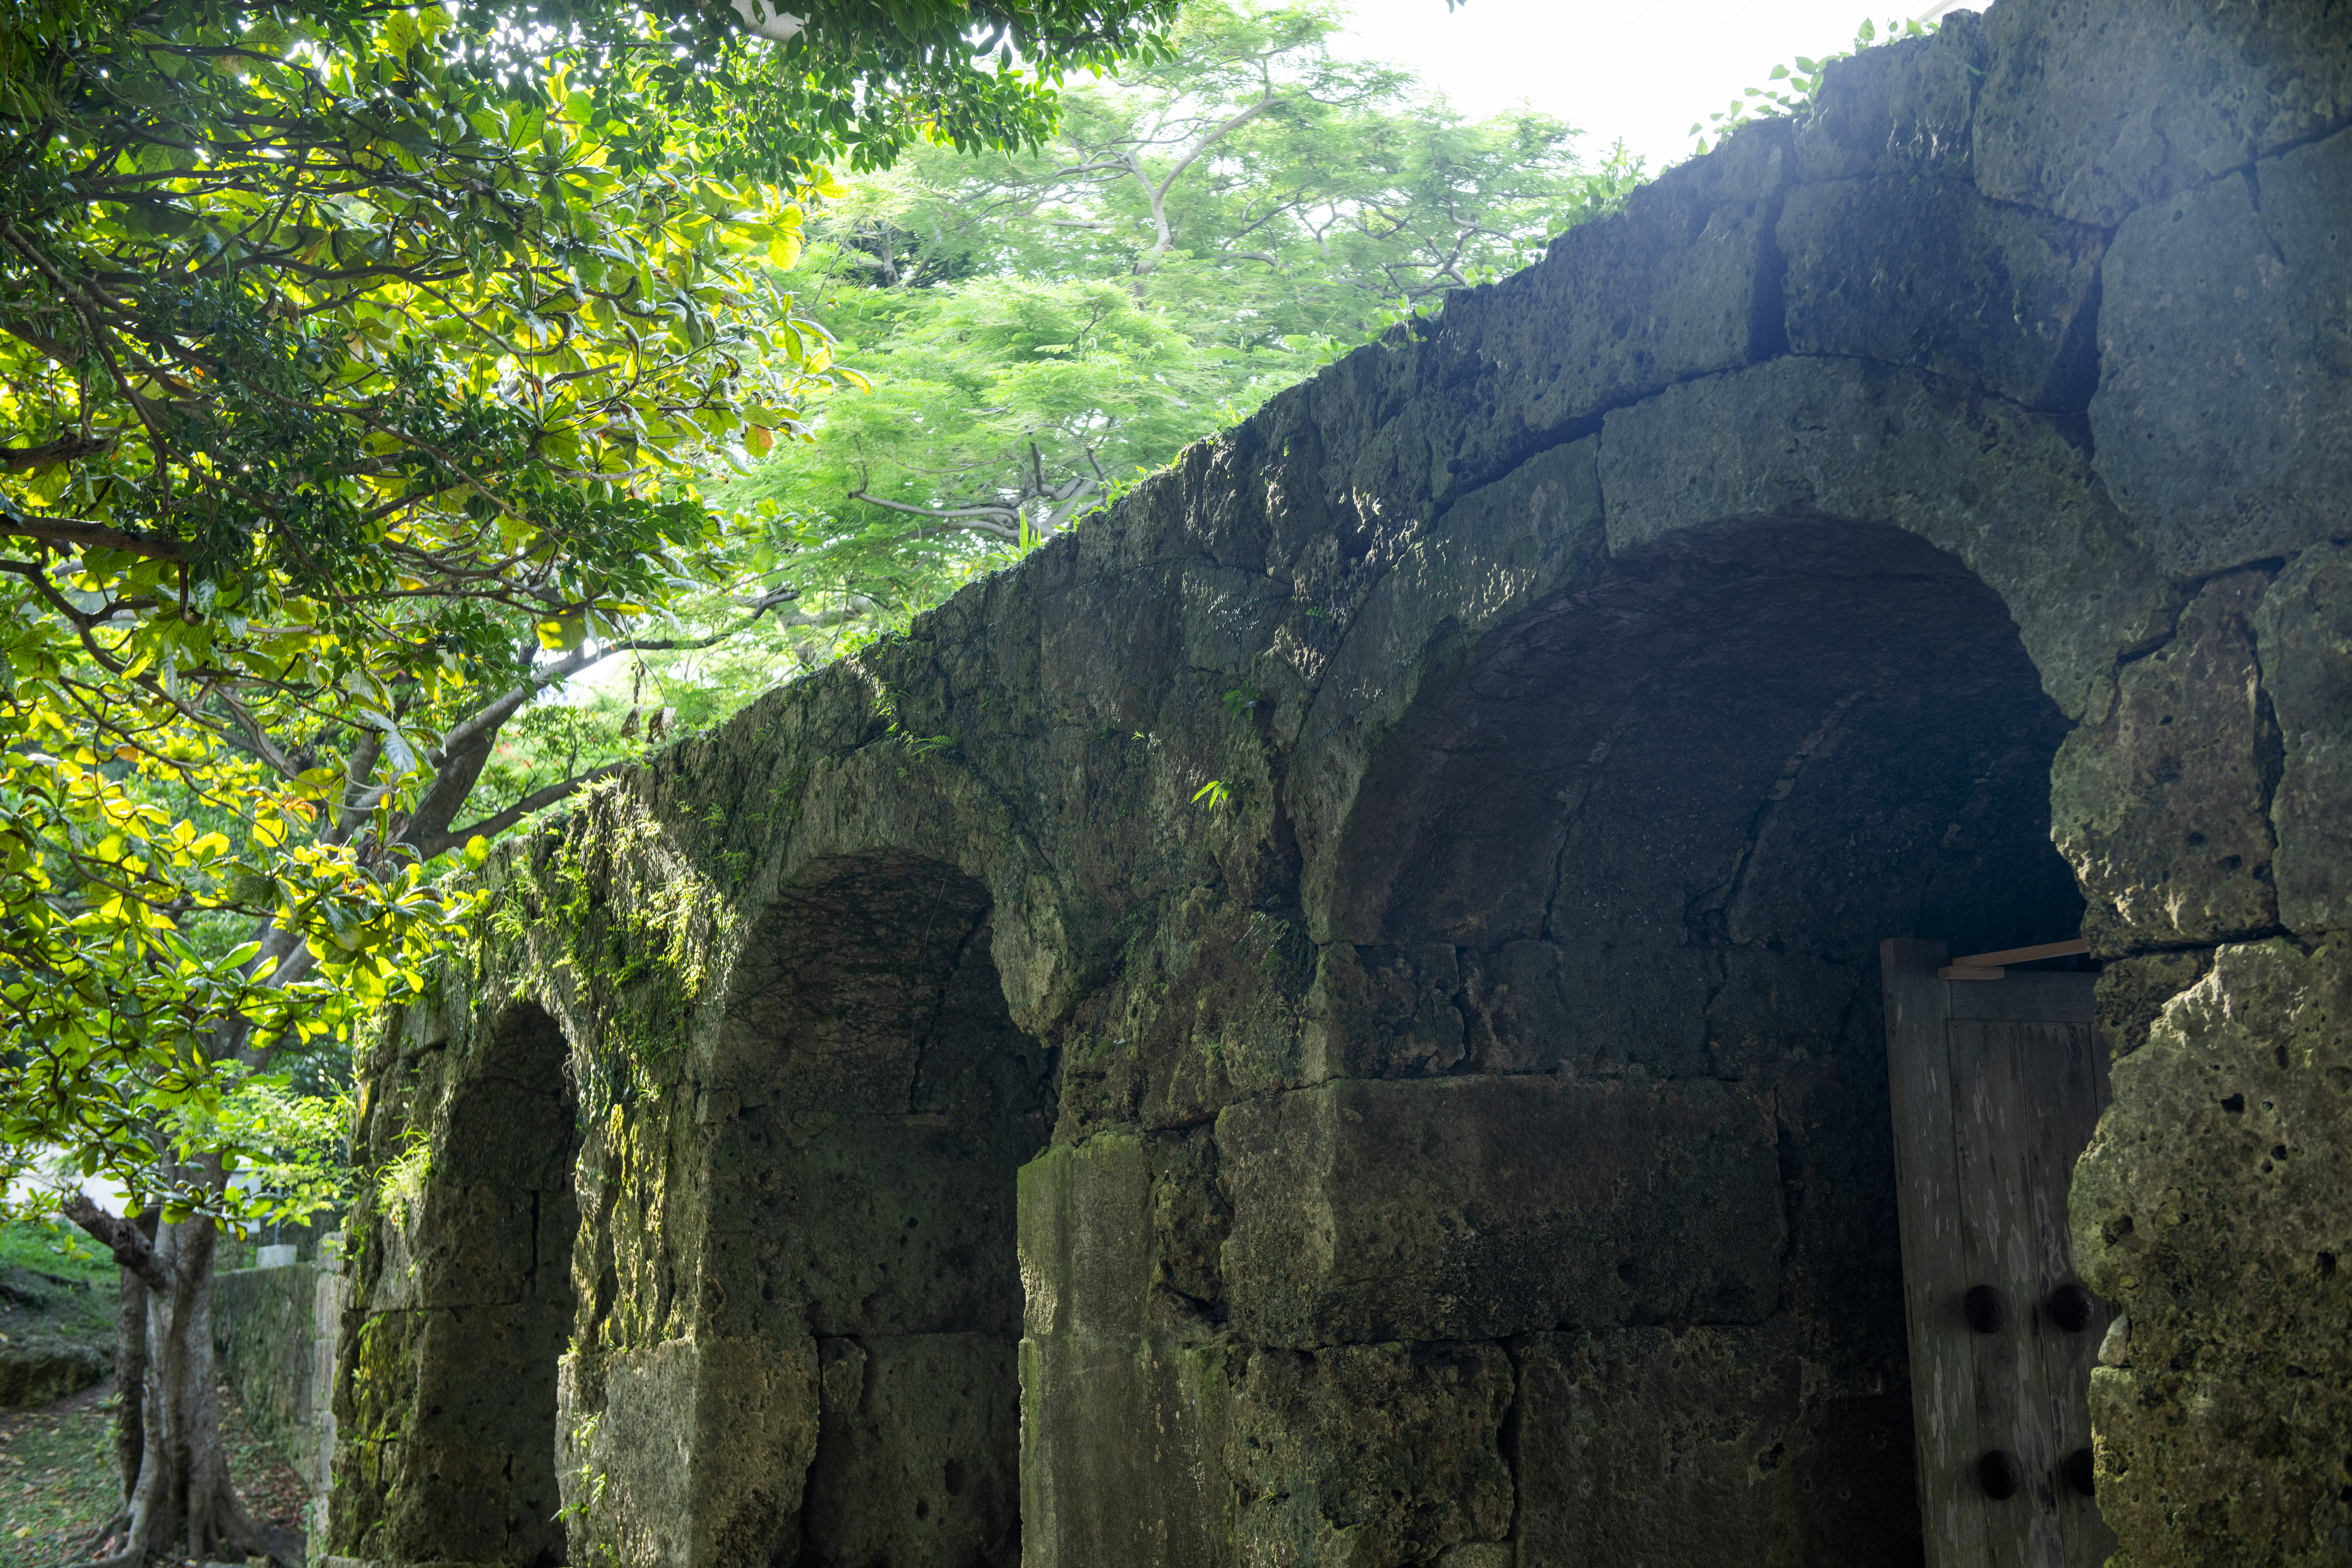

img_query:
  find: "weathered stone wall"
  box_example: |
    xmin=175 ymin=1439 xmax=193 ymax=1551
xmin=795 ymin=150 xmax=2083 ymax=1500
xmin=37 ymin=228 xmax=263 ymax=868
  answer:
xmin=216 ymin=1260 xmax=346 ymax=1514
xmin=332 ymin=2 xmax=2352 ymax=1564
xmin=215 ymin=1262 xmax=332 ymax=1502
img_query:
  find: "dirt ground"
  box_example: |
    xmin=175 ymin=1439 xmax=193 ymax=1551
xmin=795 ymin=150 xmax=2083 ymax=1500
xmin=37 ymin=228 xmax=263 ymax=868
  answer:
xmin=0 ymin=1377 xmax=310 ymax=1568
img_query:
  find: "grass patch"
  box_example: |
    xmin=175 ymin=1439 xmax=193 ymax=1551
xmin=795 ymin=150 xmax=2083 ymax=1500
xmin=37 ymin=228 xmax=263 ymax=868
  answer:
xmin=0 ymin=1225 xmax=109 ymax=1290
xmin=0 ymin=1378 xmax=311 ymax=1568
xmin=1 ymin=1222 xmax=113 ymax=1364
xmin=0 ymin=1381 xmax=114 ymax=1568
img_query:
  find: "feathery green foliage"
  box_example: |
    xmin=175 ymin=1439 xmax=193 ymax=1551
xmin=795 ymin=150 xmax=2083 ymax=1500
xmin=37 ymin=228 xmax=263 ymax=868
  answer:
xmin=0 ymin=0 xmax=1174 ymax=1218
xmin=659 ymin=0 xmax=1645 ymax=694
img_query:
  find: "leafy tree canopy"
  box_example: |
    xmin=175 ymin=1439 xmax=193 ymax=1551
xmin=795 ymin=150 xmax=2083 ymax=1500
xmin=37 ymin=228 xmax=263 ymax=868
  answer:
xmin=680 ymin=0 xmax=1643 ymax=687
xmin=0 ymin=0 xmax=1173 ymax=1220
xmin=0 ymin=1 xmax=1177 ymax=1560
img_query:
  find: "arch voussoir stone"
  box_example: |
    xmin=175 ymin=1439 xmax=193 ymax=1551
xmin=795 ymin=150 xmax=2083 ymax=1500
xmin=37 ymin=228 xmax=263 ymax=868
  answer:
xmin=1597 ymin=355 xmax=2176 ymax=722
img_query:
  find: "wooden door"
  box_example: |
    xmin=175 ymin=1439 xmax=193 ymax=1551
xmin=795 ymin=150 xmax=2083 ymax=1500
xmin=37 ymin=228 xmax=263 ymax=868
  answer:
xmin=1879 ymin=938 xmax=2117 ymax=1568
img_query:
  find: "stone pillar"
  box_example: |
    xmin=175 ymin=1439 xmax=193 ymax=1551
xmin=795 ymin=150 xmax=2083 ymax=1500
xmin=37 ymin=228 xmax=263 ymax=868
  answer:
xmin=312 ymin=1243 xmax=349 ymax=1522
xmin=2056 ymin=57 xmax=2352 ymax=1556
xmin=1016 ymin=1133 xmax=1234 ymax=1568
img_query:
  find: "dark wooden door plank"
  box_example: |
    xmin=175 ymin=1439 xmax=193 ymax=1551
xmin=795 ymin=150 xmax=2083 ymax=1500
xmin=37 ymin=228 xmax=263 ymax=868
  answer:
xmin=1881 ymin=938 xmax=1988 ymax=1568
xmin=1952 ymin=1018 xmax=2064 ymax=1565
xmin=1947 ymin=974 xmax=2097 ymax=1023
xmin=1883 ymin=943 xmax=2114 ymax=1568
xmin=2011 ymin=1017 xmax=2115 ymax=1566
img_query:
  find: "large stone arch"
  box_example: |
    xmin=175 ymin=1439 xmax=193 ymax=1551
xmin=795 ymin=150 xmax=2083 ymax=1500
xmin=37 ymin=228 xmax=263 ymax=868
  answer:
xmin=1325 ymin=517 xmax=2077 ymax=954
xmin=1281 ymin=361 xmax=2174 ymax=939
xmin=1275 ymin=512 xmax=2084 ymax=1559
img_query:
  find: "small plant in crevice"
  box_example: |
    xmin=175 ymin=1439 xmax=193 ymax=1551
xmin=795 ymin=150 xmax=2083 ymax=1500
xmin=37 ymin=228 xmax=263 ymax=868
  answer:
xmin=556 ymin=1410 xmax=609 ymax=1532
xmin=1689 ymin=15 xmax=1942 ymax=155
xmin=377 ymin=1127 xmax=433 ymax=1221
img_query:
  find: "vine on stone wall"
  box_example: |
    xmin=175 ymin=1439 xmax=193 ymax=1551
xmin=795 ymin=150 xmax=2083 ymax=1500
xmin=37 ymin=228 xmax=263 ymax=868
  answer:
xmin=470 ymin=780 xmax=736 ymax=1121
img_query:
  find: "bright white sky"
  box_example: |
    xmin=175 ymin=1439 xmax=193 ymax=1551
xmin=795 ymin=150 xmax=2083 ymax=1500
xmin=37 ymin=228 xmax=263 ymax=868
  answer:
xmin=1329 ymin=0 xmax=1979 ymax=178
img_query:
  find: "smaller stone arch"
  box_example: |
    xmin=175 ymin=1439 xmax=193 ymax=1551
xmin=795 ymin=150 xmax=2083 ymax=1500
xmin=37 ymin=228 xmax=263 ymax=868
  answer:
xmin=562 ymin=853 xmax=1057 ymax=1568
xmin=331 ymin=1000 xmax=581 ymax=1568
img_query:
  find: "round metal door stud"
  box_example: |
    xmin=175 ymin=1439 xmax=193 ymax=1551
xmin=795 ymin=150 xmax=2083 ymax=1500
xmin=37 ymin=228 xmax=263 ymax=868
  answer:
xmin=1964 ymin=1284 xmax=2011 ymax=1333
xmin=1977 ymin=1449 xmax=2025 ymax=1500
xmin=2066 ymin=1446 xmax=2096 ymax=1498
xmin=2050 ymin=1281 xmax=2097 ymax=1333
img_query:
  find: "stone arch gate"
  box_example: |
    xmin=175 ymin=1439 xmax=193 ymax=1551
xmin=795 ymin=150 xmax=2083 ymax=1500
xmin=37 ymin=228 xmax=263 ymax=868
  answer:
xmin=327 ymin=5 xmax=2351 ymax=1566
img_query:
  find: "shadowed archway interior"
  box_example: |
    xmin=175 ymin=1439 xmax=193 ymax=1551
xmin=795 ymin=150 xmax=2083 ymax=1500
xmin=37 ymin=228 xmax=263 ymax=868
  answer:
xmin=700 ymin=855 xmax=1061 ymax=1567
xmin=343 ymin=1003 xmax=580 ymax=1567
xmin=1338 ymin=519 xmax=2081 ymax=958
xmin=1325 ymin=518 xmax=2086 ymax=1562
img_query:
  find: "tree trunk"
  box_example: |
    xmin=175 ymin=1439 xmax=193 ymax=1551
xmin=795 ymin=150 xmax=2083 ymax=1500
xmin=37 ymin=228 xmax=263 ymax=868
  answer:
xmin=112 ymin=1247 xmax=147 ymax=1500
xmin=74 ymin=1213 xmax=303 ymax=1568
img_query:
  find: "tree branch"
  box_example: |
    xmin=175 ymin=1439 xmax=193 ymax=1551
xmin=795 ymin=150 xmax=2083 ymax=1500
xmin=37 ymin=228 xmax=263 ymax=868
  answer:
xmin=62 ymin=1195 xmax=175 ymax=1295
xmin=742 ymin=585 xmax=802 ymax=614
xmin=1132 ymin=85 xmax=1280 ymax=280
xmin=427 ymin=645 xmax=606 ymax=767
xmin=1 ymin=434 xmax=116 ymax=470
xmin=326 ymin=729 xmax=385 ymax=845
xmin=425 ymin=616 xmax=778 ymax=776
xmin=844 ymin=486 xmax=1020 ymax=537
xmin=1151 ymin=89 xmax=1278 ymax=207
xmin=766 ymin=595 xmax=877 ymax=632
xmin=1038 ymin=476 xmax=1100 ymax=537
xmin=0 ymin=517 xmax=186 ymax=561
xmin=400 ymin=605 xmax=797 ymax=856
xmin=423 ymin=760 xmax=632 ymax=860
xmin=213 ymin=687 xmax=300 ymax=780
